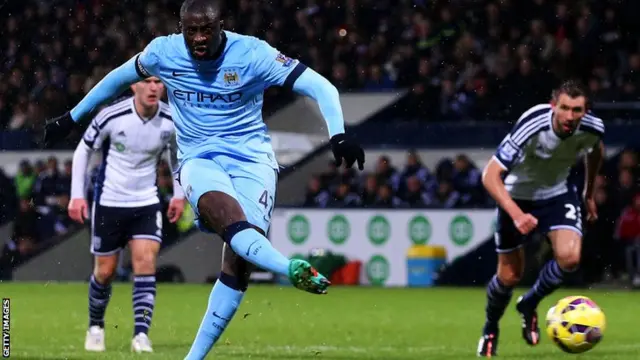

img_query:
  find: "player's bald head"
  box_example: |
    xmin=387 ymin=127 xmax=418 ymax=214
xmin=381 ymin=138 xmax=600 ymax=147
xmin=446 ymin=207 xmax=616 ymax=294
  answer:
xmin=180 ymin=0 xmax=221 ymax=20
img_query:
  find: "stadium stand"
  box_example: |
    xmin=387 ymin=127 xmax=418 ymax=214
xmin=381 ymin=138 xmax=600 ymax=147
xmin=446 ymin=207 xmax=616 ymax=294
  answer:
xmin=0 ymin=157 xmax=184 ymax=279
xmin=3 ymin=0 xmax=640 ymax=148
xmin=304 ymin=151 xmax=490 ymax=209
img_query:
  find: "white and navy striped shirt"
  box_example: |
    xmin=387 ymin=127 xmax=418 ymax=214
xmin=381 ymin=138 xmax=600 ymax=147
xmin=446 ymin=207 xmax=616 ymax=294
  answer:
xmin=71 ymin=97 xmax=181 ymax=207
xmin=493 ymin=104 xmax=604 ymax=200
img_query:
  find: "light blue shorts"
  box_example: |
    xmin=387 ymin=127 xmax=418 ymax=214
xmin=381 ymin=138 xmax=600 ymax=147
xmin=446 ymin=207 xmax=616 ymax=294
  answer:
xmin=179 ymin=154 xmax=277 ymax=234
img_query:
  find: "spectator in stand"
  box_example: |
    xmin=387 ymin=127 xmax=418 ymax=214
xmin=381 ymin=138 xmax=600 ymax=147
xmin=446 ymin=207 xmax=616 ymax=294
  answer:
xmin=614 ymin=194 xmax=640 ymax=287
xmin=424 ymin=180 xmax=464 ymax=209
xmin=304 ymin=175 xmax=330 ymax=208
xmin=617 ymin=149 xmax=638 ymax=176
xmin=33 ymin=159 xmax=46 ymax=176
xmin=360 ymin=175 xmax=379 ymax=208
xmin=328 ymin=183 xmax=361 ymax=208
xmin=399 ymin=150 xmax=436 ymax=193
xmin=33 ymin=156 xmax=60 ymax=211
xmin=402 ymin=176 xmax=429 ymax=208
xmin=319 ymin=161 xmax=341 ymax=194
xmin=452 ymin=154 xmax=485 ymax=206
xmin=612 ymin=169 xmax=637 ymax=215
xmin=590 ymin=174 xmax=619 ymax=276
xmin=2 ymin=199 xmax=40 ymax=264
xmin=57 ymin=159 xmax=73 ymax=197
xmin=374 ymin=156 xmax=401 ymax=191
xmin=14 ymin=160 xmax=36 ymax=201
xmin=0 ymin=199 xmax=38 ymax=279
xmin=374 ymin=184 xmax=403 ymax=208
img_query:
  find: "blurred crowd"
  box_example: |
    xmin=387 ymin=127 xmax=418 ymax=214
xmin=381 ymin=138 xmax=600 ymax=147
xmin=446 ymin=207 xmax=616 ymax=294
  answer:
xmin=3 ymin=0 xmax=640 ymax=139
xmin=586 ymin=149 xmax=640 ymax=285
xmin=0 ymin=156 xmax=188 ymax=279
xmin=305 ymin=151 xmax=488 ymax=209
xmin=0 ymin=157 xmax=75 ymax=278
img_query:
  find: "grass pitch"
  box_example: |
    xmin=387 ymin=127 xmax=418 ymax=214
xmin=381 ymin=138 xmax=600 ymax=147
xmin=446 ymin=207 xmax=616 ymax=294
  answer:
xmin=2 ymin=282 xmax=639 ymax=359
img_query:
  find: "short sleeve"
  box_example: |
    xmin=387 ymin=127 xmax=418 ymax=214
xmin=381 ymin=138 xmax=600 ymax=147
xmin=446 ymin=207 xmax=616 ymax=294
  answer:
xmin=493 ymin=105 xmax=551 ymax=171
xmin=83 ymin=111 xmax=113 ymax=150
xmin=493 ymin=133 xmax=525 ymax=171
xmin=579 ymin=113 xmax=605 ymax=147
xmin=135 ymin=36 xmax=166 ymax=78
xmin=251 ymin=39 xmax=307 ymax=88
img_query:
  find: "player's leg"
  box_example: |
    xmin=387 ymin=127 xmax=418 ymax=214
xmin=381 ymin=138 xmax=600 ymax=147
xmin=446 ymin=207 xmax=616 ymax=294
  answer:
xmin=517 ymin=229 xmax=581 ymax=342
xmin=228 ymin=159 xmax=330 ymax=293
xmin=478 ymin=249 xmax=525 ymax=357
xmin=520 ymin=229 xmax=581 ymax=306
xmin=517 ymin=195 xmax=583 ymax=346
xmin=478 ymin=205 xmax=526 ymax=357
xmin=181 ymin=158 xmax=329 ymax=292
xmin=126 ymin=203 xmax=163 ymax=353
xmin=129 ymin=239 xmax=161 ymax=352
xmin=86 ymin=254 xmax=119 ymax=352
xmin=183 ymin=158 xmax=328 ymax=360
xmin=185 ymin=243 xmax=253 ymax=359
xmin=85 ymin=205 xmax=125 ymax=352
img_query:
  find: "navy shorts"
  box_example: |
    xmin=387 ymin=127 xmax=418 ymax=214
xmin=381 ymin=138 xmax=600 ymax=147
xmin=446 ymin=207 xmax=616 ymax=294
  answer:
xmin=494 ymin=191 xmax=583 ymax=253
xmin=91 ymin=203 xmax=163 ymax=256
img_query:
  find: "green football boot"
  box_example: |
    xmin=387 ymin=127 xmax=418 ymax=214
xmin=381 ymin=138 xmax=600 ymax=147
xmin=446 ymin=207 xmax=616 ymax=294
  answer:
xmin=288 ymin=259 xmax=331 ymax=294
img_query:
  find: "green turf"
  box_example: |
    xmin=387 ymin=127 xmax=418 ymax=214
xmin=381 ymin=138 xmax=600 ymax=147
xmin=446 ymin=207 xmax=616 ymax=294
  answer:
xmin=1 ymin=282 xmax=639 ymax=359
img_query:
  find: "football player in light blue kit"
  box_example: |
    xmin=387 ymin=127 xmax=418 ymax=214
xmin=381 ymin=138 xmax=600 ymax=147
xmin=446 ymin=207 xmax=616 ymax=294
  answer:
xmin=42 ymin=0 xmax=365 ymax=358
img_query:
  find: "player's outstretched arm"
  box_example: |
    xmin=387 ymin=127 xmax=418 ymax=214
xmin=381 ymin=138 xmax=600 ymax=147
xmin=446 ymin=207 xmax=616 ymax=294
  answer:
xmin=483 ymin=158 xmax=537 ymax=234
xmin=42 ymin=56 xmax=144 ymax=148
xmin=252 ymin=40 xmax=364 ymax=169
xmin=70 ymin=56 xmax=145 ymax=122
xmin=43 ymin=36 xmax=164 ymax=148
xmin=291 ymin=69 xmax=365 ymax=170
xmin=583 ymin=140 xmax=604 ymax=222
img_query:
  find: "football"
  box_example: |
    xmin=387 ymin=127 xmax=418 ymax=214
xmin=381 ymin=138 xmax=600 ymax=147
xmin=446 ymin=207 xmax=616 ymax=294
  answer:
xmin=545 ymin=295 xmax=606 ymax=354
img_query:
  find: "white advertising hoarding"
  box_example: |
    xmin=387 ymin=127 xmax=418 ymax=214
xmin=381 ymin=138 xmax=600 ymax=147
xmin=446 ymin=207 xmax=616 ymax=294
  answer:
xmin=270 ymin=209 xmax=496 ymax=287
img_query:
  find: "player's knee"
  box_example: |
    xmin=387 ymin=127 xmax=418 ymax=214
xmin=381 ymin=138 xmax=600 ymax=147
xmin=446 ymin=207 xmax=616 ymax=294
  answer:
xmin=198 ymin=191 xmax=246 ymax=234
xmin=94 ymin=264 xmax=116 ymax=284
xmin=497 ymin=267 xmax=522 ymax=287
xmin=555 ymin=252 xmax=580 ymax=271
xmin=132 ymin=252 xmax=156 ymax=274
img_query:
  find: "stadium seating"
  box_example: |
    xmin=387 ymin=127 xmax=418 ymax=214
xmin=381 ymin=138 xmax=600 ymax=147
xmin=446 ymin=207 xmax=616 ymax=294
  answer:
xmin=3 ymin=0 xmax=640 ymax=150
xmin=0 ymin=157 xmax=184 ymax=279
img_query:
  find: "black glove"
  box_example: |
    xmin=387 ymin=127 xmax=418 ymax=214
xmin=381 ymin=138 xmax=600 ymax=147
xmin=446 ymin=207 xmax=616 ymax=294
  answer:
xmin=330 ymin=133 xmax=365 ymax=170
xmin=42 ymin=112 xmax=77 ymax=148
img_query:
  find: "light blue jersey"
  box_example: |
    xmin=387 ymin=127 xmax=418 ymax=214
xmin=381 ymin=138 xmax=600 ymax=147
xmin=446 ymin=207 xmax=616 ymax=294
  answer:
xmin=69 ymin=30 xmax=345 ymax=233
xmin=135 ymin=31 xmax=306 ymax=169
xmin=71 ymin=31 xmax=344 ymax=171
